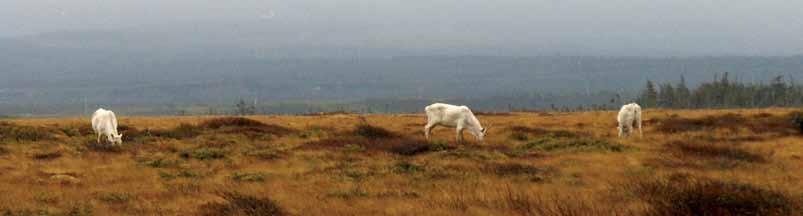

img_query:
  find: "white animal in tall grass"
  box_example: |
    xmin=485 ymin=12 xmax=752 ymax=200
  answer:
xmin=92 ymin=108 xmax=123 ymax=146
xmin=424 ymin=103 xmax=487 ymax=143
xmin=617 ymin=103 xmax=642 ymax=138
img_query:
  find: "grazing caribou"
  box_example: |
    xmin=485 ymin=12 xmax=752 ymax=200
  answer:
xmin=617 ymin=103 xmax=643 ymax=138
xmin=424 ymin=103 xmax=487 ymax=143
xmin=92 ymin=108 xmax=123 ymax=146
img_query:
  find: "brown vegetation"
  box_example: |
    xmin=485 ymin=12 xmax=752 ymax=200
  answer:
xmin=622 ymin=174 xmax=799 ymax=216
xmin=0 ymin=109 xmax=801 ymax=215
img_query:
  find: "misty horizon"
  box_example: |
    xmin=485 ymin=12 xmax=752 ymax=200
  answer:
xmin=2 ymin=1 xmax=803 ymax=116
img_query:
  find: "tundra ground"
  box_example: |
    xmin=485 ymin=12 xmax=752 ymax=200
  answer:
xmin=0 ymin=109 xmax=801 ymax=215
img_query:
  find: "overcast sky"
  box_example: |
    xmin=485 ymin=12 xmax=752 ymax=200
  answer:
xmin=2 ymin=0 xmax=803 ymax=56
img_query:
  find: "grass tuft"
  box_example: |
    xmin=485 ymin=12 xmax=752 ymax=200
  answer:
xmin=243 ymin=148 xmax=283 ymax=160
xmin=483 ymin=163 xmax=544 ymax=177
xmin=392 ymin=161 xmax=425 ymax=174
xmin=98 ymin=192 xmax=131 ymax=204
xmin=31 ymin=150 xmax=62 ymax=160
xmin=231 ymin=172 xmax=266 ymax=182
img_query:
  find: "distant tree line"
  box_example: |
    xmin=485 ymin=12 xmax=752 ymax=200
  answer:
xmin=637 ymin=72 xmax=803 ymax=109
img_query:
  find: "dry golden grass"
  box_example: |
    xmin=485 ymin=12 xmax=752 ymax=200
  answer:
xmin=0 ymin=108 xmax=801 ymax=215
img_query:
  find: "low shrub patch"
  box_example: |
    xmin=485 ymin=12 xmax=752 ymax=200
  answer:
xmin=59 ymin=124 xmax=94 ymax=137
xmin=304 ymin=136 xmax=451 ymax=156
xmin=31 ymin=150 xmax=62 ymax=160
xmin=180 ymin=147 xmax=227 ymax=160
xmin=117 ymin=125 xmax=149 ymax=142
xmin=665 ymin=140 xmax=766 ymax=163
xmin=519 ymin=136 xmax=630 ymax=152
xmin=352 ymin=124 xmax=398 ymax=139
xmin=201 ymin=117 xmax=295 ymax=137
xmin=483 ymin=163 xmax=543 ymax=177
xmin=243 ymin=148 xmax=283 ymax=160
xmin=0 ymin=122 xmax=55 ymax=142
xmin=231 ymin=172 xmax=266 ymax=182
xmin=326 ymin=188 xmax=370 ymax=199
xmin=143 ymin=158 xmax=180 ymax=168
xmin=793 ymin=112 xmax=803 ymax=134
xmin=199 ymin=192 xmax=284 ymax=216
xmin=509 ymin=126 xmax=580 ymax=138
xmin=624 ymin=175 xmax=799 ymax=216
xmin=150 ymin=123 xmax=203 ymax=139
xmin=98 ymin=192 xmax=131 ymax=204
xmin=654 ymin=113 xmax=746 ymax=134
xmin=392 ymin=161 xmax=425 ymax=174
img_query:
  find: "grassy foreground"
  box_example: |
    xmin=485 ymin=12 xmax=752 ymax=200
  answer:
xmin=0 ymin=109 xmax=802 ymax=215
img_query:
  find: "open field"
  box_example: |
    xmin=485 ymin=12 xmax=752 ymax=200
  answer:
xmin=1 ymin=108 xmax=802 ymax=215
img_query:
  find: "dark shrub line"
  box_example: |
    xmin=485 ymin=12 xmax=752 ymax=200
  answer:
xmin=622 ymin=174 xmax=799 ymax=216
xmin=180 ymin=147 xmax=227 ymax=160
xmin=0 ymin=122 xmax=56 ymax=142
xmin=655 ymin=112 xmax=801 ymax=135
xmin=352 ymin=124 xmax=398 ymax=139
xmin=200 ymin=192 xmax=284 ymax=216
xmin=519 ymin=136 xmax=630 ymax=153
xmin=119 ymin=117 xmax=296 ymax=140
xmin=303 ymin=123 xmax=454 ymax=156
xmin=665 ymin=141 xmax=766 ymax=163
xmin=32 ymin=150 xmax=62 ymax=160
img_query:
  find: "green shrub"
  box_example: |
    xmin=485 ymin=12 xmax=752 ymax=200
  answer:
xmin=180 ymin=147 xmax=227 ymax=160
xmin=144 ymin=158 xmax=181 ymax=168
xmin=393 ymin=161 xmax=425 ymax=174
xmin=243 ymin=148 xmax=283 ymax=160
xmin=509 ymin=132 xmax=529 ymax=141
xmin=341 ymin=144 xmax=366 ymax=153
xmin=159 ymin=170 xmax=202 ymax=180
